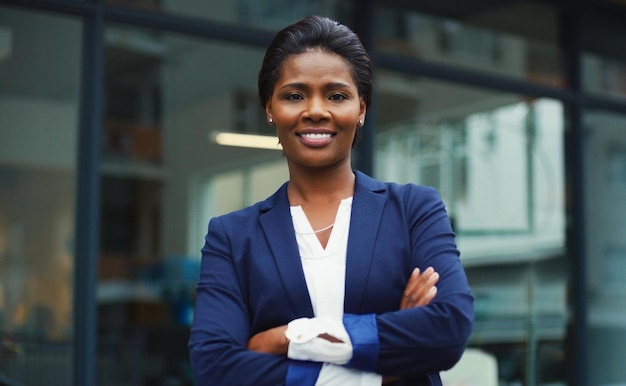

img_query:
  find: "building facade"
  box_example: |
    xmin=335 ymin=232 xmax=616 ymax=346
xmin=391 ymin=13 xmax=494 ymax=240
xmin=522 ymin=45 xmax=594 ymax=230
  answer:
xmin=0 ymin=0 xmax=625 ymax=385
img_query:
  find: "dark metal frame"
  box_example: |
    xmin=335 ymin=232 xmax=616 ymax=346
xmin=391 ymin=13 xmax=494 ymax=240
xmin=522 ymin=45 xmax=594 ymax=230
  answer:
xmin=73 ymin=2 xmax=104 ymax=385
xmin=1 ymin=0 xmax=626 ymax=385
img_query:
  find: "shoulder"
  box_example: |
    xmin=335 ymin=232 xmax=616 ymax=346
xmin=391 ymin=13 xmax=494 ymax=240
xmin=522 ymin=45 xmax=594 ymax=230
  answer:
xmin=354 ymin=170 xmax=442 ymax=205
xmin=209 ymin=181 xmax=288 ymax=229
xmin=353 ymin=171 xmax=449 ymax=226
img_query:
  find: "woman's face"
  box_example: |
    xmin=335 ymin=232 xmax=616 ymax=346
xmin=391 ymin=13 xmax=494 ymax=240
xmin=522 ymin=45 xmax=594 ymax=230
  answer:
xmin=265 ymin=49 xmax=366 ymax=171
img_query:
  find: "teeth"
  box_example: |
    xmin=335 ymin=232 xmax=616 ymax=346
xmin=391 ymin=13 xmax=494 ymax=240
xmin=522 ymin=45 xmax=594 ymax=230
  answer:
xmin=301 ymin=133 xmax=331 ymax=139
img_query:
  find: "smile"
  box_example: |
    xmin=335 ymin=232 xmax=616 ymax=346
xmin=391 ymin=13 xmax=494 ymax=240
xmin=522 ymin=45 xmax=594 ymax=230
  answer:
xmin=299 ymin=133 xmax=334 ymax=140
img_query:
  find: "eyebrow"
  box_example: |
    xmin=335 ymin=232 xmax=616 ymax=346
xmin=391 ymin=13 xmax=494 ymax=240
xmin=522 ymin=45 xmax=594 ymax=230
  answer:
xmin=279 ymin=82 xmax=353 ymax=91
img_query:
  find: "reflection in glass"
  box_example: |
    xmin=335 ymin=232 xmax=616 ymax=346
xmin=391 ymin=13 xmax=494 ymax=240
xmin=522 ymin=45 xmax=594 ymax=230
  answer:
xmin=584 ymin=110 xmax=626 ymax=385
xmin=375 ymin=73 xmax=567 ymax=385
xmin=375 ymin=2 xmax=563 ymax=88
xmin=583 ymin=54 xmax=626 ymax=100
xmin=105 ymin=0 xmax=353 ymax=30
xmin=0 ymin=7 xmax=80 ymax=386
xmin=582 ymin=9 xmax=626 ymax=101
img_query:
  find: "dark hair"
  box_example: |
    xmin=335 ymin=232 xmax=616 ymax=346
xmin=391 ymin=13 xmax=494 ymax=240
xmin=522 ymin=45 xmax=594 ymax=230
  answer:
xmin=258 ymin=15 xmax=373 ymax=110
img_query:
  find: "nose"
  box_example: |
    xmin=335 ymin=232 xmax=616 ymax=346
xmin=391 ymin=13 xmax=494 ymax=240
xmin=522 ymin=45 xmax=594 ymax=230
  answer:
xmin=304 ymin=95 xmax=329 ymax=121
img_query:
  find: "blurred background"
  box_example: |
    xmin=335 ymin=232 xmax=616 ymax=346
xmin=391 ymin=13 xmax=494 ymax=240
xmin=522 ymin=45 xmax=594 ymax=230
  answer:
xmin=0 ymin=0 xmax=625 ymax=385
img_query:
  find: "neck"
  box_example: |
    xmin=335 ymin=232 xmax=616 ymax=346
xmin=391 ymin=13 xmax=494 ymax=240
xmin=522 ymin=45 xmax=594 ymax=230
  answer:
xmin=287 ymin=165 xmax=355 ymax=206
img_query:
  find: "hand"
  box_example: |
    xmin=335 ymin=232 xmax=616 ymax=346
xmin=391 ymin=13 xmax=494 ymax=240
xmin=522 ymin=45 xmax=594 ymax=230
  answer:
xmin=399 ymin=266 xmax=439 ymax=310
xmin=247 ymin=325 xmax=289 ymax=355
xmin=381 ymin=268 xmax=439 ymax=383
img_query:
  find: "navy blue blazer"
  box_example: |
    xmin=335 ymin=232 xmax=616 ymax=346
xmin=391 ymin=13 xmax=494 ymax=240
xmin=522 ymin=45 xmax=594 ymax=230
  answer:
xmin=189 ymin=171 xmax=474 ymax=386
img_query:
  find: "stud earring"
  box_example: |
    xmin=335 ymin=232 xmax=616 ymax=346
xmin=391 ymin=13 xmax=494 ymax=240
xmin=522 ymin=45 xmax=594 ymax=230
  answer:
xmin=268 ymin=117 xmax=273 ymax=124
xmin=358 ymin=119 xmax=364 ymax=127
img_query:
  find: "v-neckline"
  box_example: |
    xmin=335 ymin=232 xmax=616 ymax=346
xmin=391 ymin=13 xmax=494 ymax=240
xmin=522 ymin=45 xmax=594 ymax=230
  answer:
xmin=291 ymin=197 xmax=352 ymax=251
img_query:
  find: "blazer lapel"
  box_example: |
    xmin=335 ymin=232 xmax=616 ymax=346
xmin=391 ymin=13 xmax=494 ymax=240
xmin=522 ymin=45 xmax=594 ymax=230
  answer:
xmin=258 ymin=183 xmax=315 ymax=318
xmin=344 ymin=171 xmax=387 ymax=314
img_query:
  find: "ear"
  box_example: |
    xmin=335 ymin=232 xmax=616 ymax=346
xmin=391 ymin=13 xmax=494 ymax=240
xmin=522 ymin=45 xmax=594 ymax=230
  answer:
xmin=265 ymin=100 xmax=273 ymax=124
xmin=358 ymin=97 xmax=367 ymax=125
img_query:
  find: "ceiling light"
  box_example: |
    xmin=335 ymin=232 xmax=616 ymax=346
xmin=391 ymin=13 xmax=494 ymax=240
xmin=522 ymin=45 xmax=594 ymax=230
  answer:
xmin=211 ymin=132 xmax=282 ymax=150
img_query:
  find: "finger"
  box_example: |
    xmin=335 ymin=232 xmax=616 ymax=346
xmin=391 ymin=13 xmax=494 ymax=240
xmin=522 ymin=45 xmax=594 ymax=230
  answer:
xmin=404 ymin=268 xmax=421 ymax=294
xmin=415 ymin=285 xmax=437 ymax=307
xmin=402 ymin=268 xmax=439 ymax=308
xmin=400 ymin=268 xmax=420 ymax=309
xmin=401 ymin=267 xmax=431 ymax=309
xmin=413 ymin=271 xmax=439 ymax=306
xmin=406 ymin=267 xmax=435 ymax=298
xmin=424 ymin=269 xmax=439 ymax=287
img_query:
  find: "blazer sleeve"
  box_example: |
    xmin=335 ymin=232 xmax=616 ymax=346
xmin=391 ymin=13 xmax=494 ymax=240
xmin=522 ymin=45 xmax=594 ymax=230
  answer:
xmin=189 ymin=216 xmax=293 ymax=386
xmin=344 ymin=186 xmax=474 ymax=378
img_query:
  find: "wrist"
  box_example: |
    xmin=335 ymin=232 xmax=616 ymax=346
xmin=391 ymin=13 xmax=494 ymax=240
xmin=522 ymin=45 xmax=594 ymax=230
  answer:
xmin=279 ymin=325 xmax=289 ymax=355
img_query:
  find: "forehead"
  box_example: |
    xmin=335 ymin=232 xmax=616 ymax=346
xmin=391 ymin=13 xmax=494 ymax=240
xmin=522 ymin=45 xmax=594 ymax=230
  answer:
xmin=276 ymin=49 xmax=356 ymax=85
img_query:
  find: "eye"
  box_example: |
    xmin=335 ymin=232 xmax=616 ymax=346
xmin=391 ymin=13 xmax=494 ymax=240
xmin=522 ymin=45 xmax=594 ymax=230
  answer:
xmin=329 ymin=93 xmax=348 ymax=101
xmin=285 ymin=93 xmax=304 ymax=101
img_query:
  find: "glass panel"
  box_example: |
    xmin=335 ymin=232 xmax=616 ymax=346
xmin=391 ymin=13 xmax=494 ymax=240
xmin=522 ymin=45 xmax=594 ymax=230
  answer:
xmin=582 ymin=12 xmax=626 ymax=100
xmin=0 ymin=7 xmax=80 ymax=386
xmin=583 ymin=54 xmax=626 ymax=100
xmin=376 ymin=2 xmax=563 ymax=88
xmin=584 ymin=110 xmax=626 ymax=385
xmin=105 ymin=0 xmax=354 ymax=30
xmin=99 ymin=24 xmax=288 ymax=385
xmin=375 ymin=71 xmax=567 ymax=385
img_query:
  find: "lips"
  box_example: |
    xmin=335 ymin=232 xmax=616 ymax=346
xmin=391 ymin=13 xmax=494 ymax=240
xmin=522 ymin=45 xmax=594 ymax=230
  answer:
xmin=296 ymin=129 xmax=336 ymax=147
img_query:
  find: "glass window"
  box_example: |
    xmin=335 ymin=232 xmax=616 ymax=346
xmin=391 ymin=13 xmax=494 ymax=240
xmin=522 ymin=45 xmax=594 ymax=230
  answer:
xmin=0 ymin=7 xmax=81 ymax=386
xmin=105 ymin=0 xmax=354 ymax=30
xmin=582 ymin=10 xmax=626 ymax=380
xmin=583 ymin=54 xmax=626 ymax=100
xmin=582 ymin=11 xmax=626 ymax=100
xmin=375 ymin=2 xmax=563 ymax=88
xmin=375 ymin=71 xmax=567 ymax=385
xmin=99 ymin=24 xmax=288 ymax=385
xmin=584 ymin=110 xmax=626 ymax=385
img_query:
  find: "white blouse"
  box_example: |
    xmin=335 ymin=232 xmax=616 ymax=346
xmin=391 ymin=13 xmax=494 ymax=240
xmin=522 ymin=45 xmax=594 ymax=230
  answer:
xmin=290 ymin=197 xmax=382 ymax=386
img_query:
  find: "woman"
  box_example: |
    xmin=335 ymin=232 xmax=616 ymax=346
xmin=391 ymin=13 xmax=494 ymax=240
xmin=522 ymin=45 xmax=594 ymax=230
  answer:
xmin=189 ymin=15 xmax=474 ymax=386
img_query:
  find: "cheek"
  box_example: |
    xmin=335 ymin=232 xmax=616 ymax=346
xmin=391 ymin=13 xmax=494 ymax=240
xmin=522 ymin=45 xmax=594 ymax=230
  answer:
xmin=337 ymin=111 xmax=361 ymax=129
xmin=274 ymin=123 xmax=294 ymax=144
xmin=272 ymin=106 xmax=299 ymax=125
